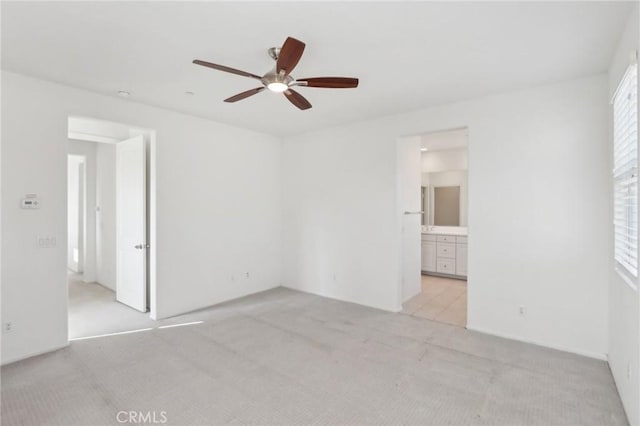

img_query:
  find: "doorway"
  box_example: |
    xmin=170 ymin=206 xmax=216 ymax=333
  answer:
xmin=398 ymin=128 xmax=469 ymax=328
xmin=67 ymin=116 xmax=157 ymax=339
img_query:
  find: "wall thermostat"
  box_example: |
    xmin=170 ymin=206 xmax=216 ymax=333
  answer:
xmin=21 ymin=194 xmax=41 ymax=209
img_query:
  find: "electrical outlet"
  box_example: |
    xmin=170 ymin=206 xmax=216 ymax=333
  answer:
xmin=4 ymin=321 xmax=13 ymax=333
xmin=245 ymin=272 xmax=250 ymax=279
xmin=519 ymin=306 xmax=526 ymax=316
xmin=37 ymin=236 xmax=56 ymax=248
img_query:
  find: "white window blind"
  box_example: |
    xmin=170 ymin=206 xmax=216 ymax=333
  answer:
xmin=614 ymin=63 xmax=638 ymax=278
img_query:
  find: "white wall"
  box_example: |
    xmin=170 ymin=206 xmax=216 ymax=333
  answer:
xmin=282 ymin=125 xmax=400 ymax=311
xmin=67 ymin=140 xmax=116 ymax=289
xmin=96 ymin=143 xmax=116 ymax=290
xmin=1 ymin=71 xmax=283 ymax=364
xmin=69 ymin=116 xmax=131 ymax=143
xmin=68 ymin=141 xmax=97 ymax=283
xmin=67 ymin=155 xmax=82 ymax=272
xmin=283 ymin=74 xmax=610 ymax=358
xmin=608 ymin=7 xmax=639 ymax=425
xmin=421 ymin=148 xmax=467 ymax=173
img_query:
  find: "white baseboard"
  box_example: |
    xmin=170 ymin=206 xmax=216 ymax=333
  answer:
xmin=466 ymin=324 xmax=607 ymax=361
xmin=1 ymin=342 xmax=70 ymax=366
xmin=281 ymin=285 xmax=400 ymax=313
xmin=155 ymin=283 xmax=281 ymax=320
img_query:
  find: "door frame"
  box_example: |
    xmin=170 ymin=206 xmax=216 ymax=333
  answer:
xmin=67 ymin=154 xmax=87 ymax=274
xmin=395 ymin=126 xmax=471 ymax=325
xmin=66 ymin=116 xmax=158 ymax=324
xmin=396 ymin=136 xmax=423 ymax=307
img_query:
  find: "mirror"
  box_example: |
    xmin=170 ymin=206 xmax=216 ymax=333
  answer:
xmin=434 ymin=186 xmax=460 ymax=226
xmin=421 ymin=171 xmax=467 ymax=227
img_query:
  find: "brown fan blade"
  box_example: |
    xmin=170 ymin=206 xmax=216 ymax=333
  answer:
xmin=284 ymin=89 xmax=312 ymax=110
xmin=296 ymin=77 xmax=359 ymax=89
xmin=193 ymin=60 xmax=261 ymax=80
xmin=277 ymin=37 xmax=305 ymax=75
xmin=224 ymin=87 xmax=265 ymax=103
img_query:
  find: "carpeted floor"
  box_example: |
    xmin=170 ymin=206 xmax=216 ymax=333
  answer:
xmin=2 ymin=287 xmax=627 ymax=426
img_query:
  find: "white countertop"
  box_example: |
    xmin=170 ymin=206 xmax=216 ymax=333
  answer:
xmin=421 ymin=226 xmax=468 ymax=236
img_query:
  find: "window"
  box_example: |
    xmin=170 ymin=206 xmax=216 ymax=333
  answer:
xmin=614 ymin=63 xmax=638 ymax=281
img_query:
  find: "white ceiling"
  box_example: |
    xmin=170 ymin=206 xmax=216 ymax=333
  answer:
xmin=2 ymin=2 xmax=633 ymax=137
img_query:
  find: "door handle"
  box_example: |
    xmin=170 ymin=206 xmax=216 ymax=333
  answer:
xmin=404 ymin=211 xmax=424 ymax=215
xmin=134 ymin=244 xmax=150 ymax=250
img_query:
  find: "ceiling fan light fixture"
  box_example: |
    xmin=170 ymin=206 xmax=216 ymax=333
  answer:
xmin=267 ymin=82 xmax=288 ymax=93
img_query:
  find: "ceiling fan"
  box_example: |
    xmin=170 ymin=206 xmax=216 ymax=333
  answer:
xmin=193 ymin=37 xmax=359 ymax=110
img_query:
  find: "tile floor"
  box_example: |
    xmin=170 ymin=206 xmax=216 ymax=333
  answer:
xmin=402 ymin=275 xmax=467 ymax=327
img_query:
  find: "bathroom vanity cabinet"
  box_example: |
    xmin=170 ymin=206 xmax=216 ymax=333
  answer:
xmin=421 ymin=234 xmax=467 ymax=279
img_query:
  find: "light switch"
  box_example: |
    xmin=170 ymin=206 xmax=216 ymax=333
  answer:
xmin=21 ymin=194 xmax=41 ymax=209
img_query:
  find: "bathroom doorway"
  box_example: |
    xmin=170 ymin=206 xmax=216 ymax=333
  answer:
xmin=399 ymin=127 xmax=469 ymax=328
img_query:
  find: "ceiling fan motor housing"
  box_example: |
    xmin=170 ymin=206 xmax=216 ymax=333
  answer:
xmin=261 ymin=69 xmax=294 ymax=88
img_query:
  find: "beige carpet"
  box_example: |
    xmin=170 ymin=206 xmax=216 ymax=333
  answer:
xmin=2 ymin=287 xmax=627 ymax=426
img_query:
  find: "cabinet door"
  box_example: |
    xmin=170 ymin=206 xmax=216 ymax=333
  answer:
xmin=422 ymin=241 xmax=436 ymax=272
xmin=456 ymin=243 xmax=467 ymax=276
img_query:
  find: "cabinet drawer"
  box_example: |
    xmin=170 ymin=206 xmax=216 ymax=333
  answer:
xmin=436 ymin=235 xmax=455 ymax=243
xmin=436 ymin=243 xmax=455 ymax=259
xmin=456 ymin=236 xmax=468 ymax=244
xmin=436 ymin=259 xmax=455 ymax=274
xmin=421 ymin=234 xmax=436 ymax=242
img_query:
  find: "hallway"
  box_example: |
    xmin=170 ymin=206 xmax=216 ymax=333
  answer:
xmin=68 ymin=273 xmax=154 ymax=339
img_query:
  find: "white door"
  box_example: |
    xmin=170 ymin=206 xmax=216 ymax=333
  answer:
xmin=397 ymin=136 xmax=422 ymax=303
xmin=116 ymin=135 xmax=147 ymax=312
